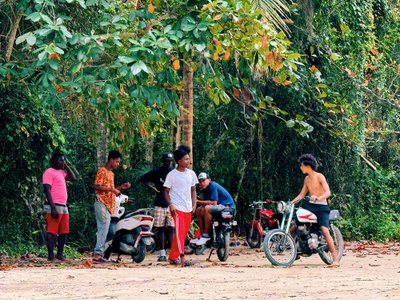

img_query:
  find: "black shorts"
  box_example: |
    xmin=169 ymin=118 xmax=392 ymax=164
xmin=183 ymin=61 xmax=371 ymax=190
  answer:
xmin=303 ymin=203 xmax=330 ymax=228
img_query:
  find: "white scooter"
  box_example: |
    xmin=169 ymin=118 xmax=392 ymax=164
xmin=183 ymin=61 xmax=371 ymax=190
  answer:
xmin=103 ymin=194 xmax=154 ymax=263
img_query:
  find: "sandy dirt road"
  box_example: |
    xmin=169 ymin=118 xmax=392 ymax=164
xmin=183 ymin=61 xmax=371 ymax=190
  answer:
xmin=1 ymin=242 xmax=399 ymax=300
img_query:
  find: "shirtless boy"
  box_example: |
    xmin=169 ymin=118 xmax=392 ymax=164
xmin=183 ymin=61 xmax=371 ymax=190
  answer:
xmin=291 ymin=154 xmax=340 ymax=267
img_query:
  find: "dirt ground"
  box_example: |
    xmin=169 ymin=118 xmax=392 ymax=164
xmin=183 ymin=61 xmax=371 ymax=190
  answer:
xmin=1 ymin=241 xmax=399 ymax=300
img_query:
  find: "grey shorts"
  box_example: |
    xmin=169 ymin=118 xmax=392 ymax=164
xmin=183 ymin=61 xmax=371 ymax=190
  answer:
xmin=209 ymin=204 xmax=227 ymax=214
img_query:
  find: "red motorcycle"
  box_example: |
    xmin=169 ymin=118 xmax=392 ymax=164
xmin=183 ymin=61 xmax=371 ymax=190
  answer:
xmin=245 ymin=199 xmax=282 ymax=248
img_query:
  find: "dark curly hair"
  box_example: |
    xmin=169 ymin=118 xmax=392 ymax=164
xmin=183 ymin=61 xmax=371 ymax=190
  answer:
xmin=299 ymin=154 xmax=318 ymax=171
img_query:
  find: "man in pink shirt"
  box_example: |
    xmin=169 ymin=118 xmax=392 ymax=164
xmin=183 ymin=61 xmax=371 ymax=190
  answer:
xmin=43 ymin=152 xmax=76 ymax=261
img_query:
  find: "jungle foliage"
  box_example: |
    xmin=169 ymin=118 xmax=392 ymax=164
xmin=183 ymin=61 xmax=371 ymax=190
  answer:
xmin=0 ymin=0 xmax=399 ymax=255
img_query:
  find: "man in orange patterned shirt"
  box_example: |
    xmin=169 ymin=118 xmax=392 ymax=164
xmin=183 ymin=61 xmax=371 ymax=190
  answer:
xmin=93 ymin=150 xmax=130 ymax=263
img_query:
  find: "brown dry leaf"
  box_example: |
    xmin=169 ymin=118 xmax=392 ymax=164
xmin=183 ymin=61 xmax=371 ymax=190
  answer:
xmin=371 ymin=48 xmax=379 ymax=55
xmin=397 ymin=64 xmax=400 ymax=74
xmin=273 ymin=62 xmax=284 ymax=71
xmin=223 ymin=49 xmax=231 ymax=61
xmin=310 ymin=65 xmax=317 ymax=72
xmin=361 ymin=79 xmax=369 ymax=87
xmin=265 ymin=51 xmax=275 ymax=65
xmin=172 ymin=59 xmax=180 ymax=70
xmin=261 ymin=35 xmax=268 ymax=49
xmin=148 ymin=2 xmax=154 ymax=13
xmin=213 ymin=51 xmax=219 ymax=61
xmin=213 ymin=37 xmax=221 ymax=46
xmin=344 ymin=67 xmax=355 ymax=78
xmin=233 ymin=88 xmax=241 ymax=97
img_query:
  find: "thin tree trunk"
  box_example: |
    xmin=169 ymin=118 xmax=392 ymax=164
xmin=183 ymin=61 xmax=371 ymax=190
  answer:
xmin=175 ymin=115 xmax=182 ymax=148
xmin=96 ymin=122 xmax=108 ymax=167
xmin=182 ymin=59 xmax=194 ymax=167
xmin=300 ymin=0 xmax=314 ymax=43
xmin=5 ymin=14 xmax=23 ymax=62
xmin=258 ymin=118 xmax=264 ymax=200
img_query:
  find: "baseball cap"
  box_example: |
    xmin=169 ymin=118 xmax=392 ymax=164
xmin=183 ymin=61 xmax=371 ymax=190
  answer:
xmin=162 ymin=153 xmax=173 ymax=161
xmin=198 ymin=172 xmax=210 ymax=181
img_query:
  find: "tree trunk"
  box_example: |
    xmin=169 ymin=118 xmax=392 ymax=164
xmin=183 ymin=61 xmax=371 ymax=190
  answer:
xmin=300 ymin=0 xmax=314 ymax=43
xmin=5 ymin=14 xmax=23 ymax=62
xmin=96 ymin=121 xmax=108 ymax=167
xmin=182 ymin=59 xmax=194 ymax=167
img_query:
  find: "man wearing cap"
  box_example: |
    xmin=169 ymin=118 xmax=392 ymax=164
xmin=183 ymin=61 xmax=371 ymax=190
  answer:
xmin=195 ymin=172 xmax=236 ymax=246
xmin=140 ymin=153 xmax=175 ymax=262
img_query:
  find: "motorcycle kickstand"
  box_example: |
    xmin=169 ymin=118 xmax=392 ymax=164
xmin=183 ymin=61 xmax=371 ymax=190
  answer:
xmin=207 ymin=248 xmax=215 ymax=260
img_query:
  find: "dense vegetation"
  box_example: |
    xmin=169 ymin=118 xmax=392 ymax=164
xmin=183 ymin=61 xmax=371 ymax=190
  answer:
xmin=1 ymin=0 xmax=399 ymax=255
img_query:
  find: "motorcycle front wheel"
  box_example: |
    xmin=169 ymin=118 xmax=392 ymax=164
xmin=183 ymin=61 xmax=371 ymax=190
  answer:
xmin=216 ymin=231 xmax=230 ymax=262
xmin=263 ymin=229 xmax=297 ymax=267
xmin=132 ymin=241 xmax=146 ymax=263
xmin=318 ymin=225 xmax=344 ymax=265
xmin=245 ymin=223 xmax=261 ymax=248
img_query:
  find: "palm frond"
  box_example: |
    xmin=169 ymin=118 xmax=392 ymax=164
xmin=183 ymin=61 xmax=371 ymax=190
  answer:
xmin=252 ymin=0 xmax=292 ymax=34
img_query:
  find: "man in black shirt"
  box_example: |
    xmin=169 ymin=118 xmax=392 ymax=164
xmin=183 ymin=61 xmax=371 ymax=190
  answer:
xmin=140 ymin=153 xmax=174 ymax=261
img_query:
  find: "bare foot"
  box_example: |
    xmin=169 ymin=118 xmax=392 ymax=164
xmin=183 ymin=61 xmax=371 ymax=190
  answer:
xmin=325 ymin=261 xmax=340 ymax=268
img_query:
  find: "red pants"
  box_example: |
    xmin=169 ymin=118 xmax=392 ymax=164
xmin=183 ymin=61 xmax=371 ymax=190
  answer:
xmin=169 ymin=210 xmax=192 ymax=261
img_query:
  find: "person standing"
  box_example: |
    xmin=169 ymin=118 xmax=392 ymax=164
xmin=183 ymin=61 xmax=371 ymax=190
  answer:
xmin=140 ymin=153 xmax=175 ymax=262
xmin=164 ymin=145 xmax=198 ymax=267
xmin=93 ymin=150 xmax=131 ymax=263
xmin=43 ymin=152 xmax=76 ymax=261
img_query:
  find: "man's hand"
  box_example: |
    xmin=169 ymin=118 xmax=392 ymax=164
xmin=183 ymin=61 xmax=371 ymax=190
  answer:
xmin=192 ymin=205 xmax=197 ymax=214
xmin=51 ymin=207 xmax=59 ymax=219
xmin=120 ymin=182 xmax=131 ymax=190
xmin=169 ymin=204 xmax=176 ymax=216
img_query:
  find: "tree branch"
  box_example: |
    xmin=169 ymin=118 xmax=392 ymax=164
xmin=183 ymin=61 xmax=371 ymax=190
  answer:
xmin=5 ymin=13 xmax=23 ymax=62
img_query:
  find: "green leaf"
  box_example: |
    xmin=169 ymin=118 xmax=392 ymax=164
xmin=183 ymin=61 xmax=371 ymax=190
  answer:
xmin=131 ymin=61 xmax=152 ymax=75
xmin=286 ymin=120 xmax=295 ymax=128
xmin=194 ymin=43 xmax=206 ymax=52
xmin=60 ymin=26 xmax=72 ymax=38
xmin=26 ymin=34 xmax=37 ymax=46
xmin=15 ymin=33 xmax=29 ymax=45
xmin=157 ymin=38 xmax=173 ymax=49
xmin=181 ymin=16 xmax=196 ymax=32
xmin=70 ymin=63 xmax=82 ymax=74
xmin=118 ymin=56 xmax=136 ymax=64
xmin=26 ymin=12 xmax=41 ymax=22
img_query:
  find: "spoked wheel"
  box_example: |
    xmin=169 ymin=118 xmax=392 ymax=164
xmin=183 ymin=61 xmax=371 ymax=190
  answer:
xmin=132 ymin=241 xmax=146 ymax=263
xmin=263 ymin=229 xmax=296 ymax=267
xmin=246 ymin=224 xmax=261 ymax=248
xmin=318 ymin=225 xmax=344 ymax=265
xmin=216 ymin=231 xmax=230 ymax=262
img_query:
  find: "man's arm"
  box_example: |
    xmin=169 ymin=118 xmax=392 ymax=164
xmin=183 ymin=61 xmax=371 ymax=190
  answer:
xmin=43 ymin=184 xmax=58 ymax=219
xmin=64 ymin=162 xmax=76 ymax=181
xmin=191 ymin=186 xmax=197 ymax=213
xmin=291 ymin=179 xmax=309 ymax=204
xmin=93 ymin=184 xmax=120 ymax=195
xmin=197 ymin=200 xmax=217 ymax=206
xmin=139 ymin=169 xmax=160 ymax=193
xmin=163 ymin=187 xmax=175 ymax=216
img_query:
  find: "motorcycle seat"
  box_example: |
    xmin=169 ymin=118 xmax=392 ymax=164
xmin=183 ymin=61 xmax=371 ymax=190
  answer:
xmin=329 ymin=210 xmax=340 ymax=221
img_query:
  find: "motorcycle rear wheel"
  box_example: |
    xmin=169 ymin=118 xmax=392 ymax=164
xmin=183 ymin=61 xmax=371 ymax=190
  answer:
xmin=318 ymin=225 xmax=344 ymax=265
xmin=132 ymin=241 xmax=146 ymax=263
xmin=245 ymin=224 xmax=261 ymax=248
xmin=263 ymin=229 xmax=297 ymax=267
xmin=216 ymin=231 xmax=230 ymax=262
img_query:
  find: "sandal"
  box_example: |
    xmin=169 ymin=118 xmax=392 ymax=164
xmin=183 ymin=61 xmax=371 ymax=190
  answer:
xmin=92 ymin=257 xmax=108 ymax=264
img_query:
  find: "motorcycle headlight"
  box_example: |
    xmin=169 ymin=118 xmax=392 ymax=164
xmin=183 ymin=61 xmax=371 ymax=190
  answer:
xmin=277 ymin=201 xmax=287 ymax=213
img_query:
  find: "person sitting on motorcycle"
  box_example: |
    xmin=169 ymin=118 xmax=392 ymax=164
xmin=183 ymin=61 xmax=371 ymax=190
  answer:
xmin=291 ymin=154 xmax=340 ymax=268
xmin=195 ymin=172 xmax=236 ymax=246
xmin=139 ymin=152 xmax=175 ymax=262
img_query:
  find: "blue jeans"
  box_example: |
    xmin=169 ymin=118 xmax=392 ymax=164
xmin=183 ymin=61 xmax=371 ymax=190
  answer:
xmin=94 ymin=201 xmax=111 ymax=256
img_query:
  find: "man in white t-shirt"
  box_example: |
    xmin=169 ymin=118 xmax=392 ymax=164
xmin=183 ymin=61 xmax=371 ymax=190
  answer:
xmin=164 ymin=145 xmax=198 ymax=267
